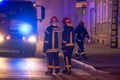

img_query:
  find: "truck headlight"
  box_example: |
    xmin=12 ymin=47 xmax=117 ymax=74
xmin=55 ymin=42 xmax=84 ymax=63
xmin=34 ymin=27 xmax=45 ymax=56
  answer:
xmin=28 ymin=35 xmax=36 ymax=43
xmin=0 ymin=34 xmax=4 ymax=43
xmin=6 ymin=35 xmax=11 ymax=40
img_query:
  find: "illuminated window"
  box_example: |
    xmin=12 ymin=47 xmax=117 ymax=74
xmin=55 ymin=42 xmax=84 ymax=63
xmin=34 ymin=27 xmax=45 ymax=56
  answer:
xmin=108 ymin=0 xmax=112 ymax=22
xmin=103 ymin=2 xmax=106 ymax=22
xmin=97 ymin=3 xmax=100 ymax=23
xmin=76 ymin=8 xmax=82 ymax=15
xmin=100 ymin=1 xmax=102 ymax=23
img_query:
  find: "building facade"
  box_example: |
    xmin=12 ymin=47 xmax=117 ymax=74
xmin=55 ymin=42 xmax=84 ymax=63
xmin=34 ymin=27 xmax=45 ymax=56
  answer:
xmin=84 ymin=0 xmax=120 ymax=48
xmin=28 ymin=0 xmax=120 ymax=50
xmin=35 ymin=0 xmax=77 ymax=51
xmin=29 ymin=0 xmax=120 ymax=52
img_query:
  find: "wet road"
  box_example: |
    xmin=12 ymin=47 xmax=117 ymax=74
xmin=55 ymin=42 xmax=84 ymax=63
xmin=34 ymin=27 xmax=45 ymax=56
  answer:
xmin=0 ymin=52 xmax=84 ymax=80
xmin=0 ymin=57 xmax=50 ymax=80
xmin=0 ymin=52 xmax=119 ymax=80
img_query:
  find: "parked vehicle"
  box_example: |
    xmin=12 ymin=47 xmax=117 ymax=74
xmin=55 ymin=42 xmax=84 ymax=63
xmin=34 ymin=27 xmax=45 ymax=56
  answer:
xmin=0 ymin=0 xmax=45 ymax=56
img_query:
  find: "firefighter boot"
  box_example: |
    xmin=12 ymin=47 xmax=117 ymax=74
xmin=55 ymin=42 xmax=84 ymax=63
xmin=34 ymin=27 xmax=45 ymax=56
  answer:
xmin=75 ymin=50 xmax=80 ymax=57
xmin=45 ymin=71 xmax=53 ymax=76
xmin=62 ymin=70 xmax=71 ymax=75
xmin=81 ymin=53 xmax=88 ymax=60
xmin=62 ymin=67 xmax=71 ymax=74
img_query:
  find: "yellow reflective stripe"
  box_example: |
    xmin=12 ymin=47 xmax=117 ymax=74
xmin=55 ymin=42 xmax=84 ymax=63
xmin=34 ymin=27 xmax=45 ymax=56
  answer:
xmin=52 ymin=30 xmax=54 ymax=49
xmin=65 ymin=56 xmax=70 ymax=71
xmin=48 ymin=65 xmax=53 ymax=68
xmin=70 ymin=32 xmax=72 ymax=44
xmin=52 ymin=29 xmax=60 ymax=49
xmin=65 ymin=65 xmax=71 ymax=67
xmin=54 ymin=66 xmax=60 ymax=68
xmin=65 ymin=43 xmax=74 ymax=46
xmin=64 ymin=31 xmax=74 ymax=46
xmin=48 ymin=66 xmax=60 ymax=69
xmin=46 ymin=49 xmax=59 ymax=52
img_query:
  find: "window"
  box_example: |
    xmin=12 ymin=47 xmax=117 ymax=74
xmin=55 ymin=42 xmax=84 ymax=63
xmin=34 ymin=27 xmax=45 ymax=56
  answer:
xmin=108 ymin=0 xmax=112 ymax=22
xmin=97 ymin=3 xmax=100 ymax=23
xmin=102 ymin=2 xmax=106 ymax=22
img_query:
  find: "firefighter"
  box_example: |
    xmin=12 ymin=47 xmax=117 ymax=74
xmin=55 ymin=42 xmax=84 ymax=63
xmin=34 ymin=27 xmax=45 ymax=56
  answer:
xmin=61 ymin=18 xmax=75 ymax=74
xmin=43 ymin=16 xmax=60 ymax=75
xmin=75 ymin=20 xmax=90 ymax=60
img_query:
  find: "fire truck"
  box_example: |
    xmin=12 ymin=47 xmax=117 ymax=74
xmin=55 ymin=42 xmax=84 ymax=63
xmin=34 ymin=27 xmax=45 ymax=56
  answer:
xmin=0 ymin=0 xmax=45 ymax=56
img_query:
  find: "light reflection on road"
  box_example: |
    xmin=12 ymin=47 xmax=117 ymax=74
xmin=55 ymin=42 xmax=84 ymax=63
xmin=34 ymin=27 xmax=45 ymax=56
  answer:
xmin=0 ymin=57 xmax=48 ymax=78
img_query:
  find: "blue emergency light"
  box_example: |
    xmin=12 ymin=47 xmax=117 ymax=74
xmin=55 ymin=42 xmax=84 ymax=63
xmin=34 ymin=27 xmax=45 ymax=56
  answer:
xmin=0 ymin=0 xmax=3 ymax=2
xmin=19 ymin=23 xmax=31 ymax=34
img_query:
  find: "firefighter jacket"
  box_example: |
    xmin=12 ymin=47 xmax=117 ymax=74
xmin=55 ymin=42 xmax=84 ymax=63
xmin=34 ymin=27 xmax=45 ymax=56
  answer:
xmin=43 ymin=25 xmax=60 ymax=53
xmin=75 ymin=25 xmax=89 ymax=41
xmin=62 ymin=26 xmax=75 ymax=49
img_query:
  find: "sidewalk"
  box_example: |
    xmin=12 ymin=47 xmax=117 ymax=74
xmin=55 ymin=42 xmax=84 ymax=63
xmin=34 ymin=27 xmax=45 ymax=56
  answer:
xmin=72 ymin=43 xmax=120 ymax=76
xmin=36 ymin=43 xmax=120 ymax=79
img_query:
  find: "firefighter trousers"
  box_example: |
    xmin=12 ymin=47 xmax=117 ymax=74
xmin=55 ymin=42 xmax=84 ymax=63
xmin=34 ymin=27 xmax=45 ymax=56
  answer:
xmin=46 ymin=52 xmax=60 ymax=73
xmin=63 ymin=46 xmax=74 ymax=72
xmin=77 ymin=41 xmax=84 ymax=52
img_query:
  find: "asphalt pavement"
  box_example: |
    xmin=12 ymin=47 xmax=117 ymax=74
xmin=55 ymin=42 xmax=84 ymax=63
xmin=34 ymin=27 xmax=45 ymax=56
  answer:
xmin=36 ymin=43 xmax=120 ymax=80
xmin=72 ymin=43 xmax=120 ymax=79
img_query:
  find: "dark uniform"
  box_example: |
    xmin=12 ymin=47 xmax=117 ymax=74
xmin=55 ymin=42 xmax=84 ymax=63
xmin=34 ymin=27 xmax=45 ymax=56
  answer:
xmin=43 ymin=16 xmax=60 ymax=75
xmin=75 ymin=20 xmax=89 ymax=60
xmin=62 ymin=18 xmax=75 ymax=74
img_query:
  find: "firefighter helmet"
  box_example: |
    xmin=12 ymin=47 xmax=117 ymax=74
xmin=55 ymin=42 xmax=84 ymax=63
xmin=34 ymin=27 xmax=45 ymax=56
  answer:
xmin=79 ymin=20 xmax=84 ymax=24
xmin=79 ymin=20 xmax=84 ymax=27
xmin=62 ymin=18 xmax=71 ymax=25
xmin=50 ymin=16 xmax=59 ymax=23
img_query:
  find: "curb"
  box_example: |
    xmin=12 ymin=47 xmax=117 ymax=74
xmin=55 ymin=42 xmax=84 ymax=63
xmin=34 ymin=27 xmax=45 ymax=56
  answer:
xmin=71 ymin=59 xmax=110 ymax=74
